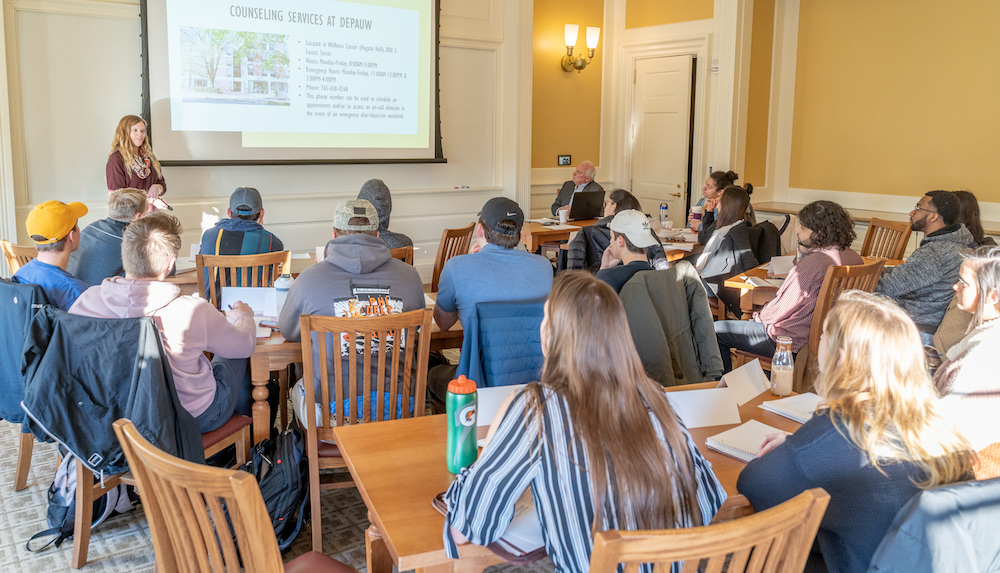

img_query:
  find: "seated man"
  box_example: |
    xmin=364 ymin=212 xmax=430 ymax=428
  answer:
xmin=15 ymin=200 xmax=89 ymax=310
xmin=70 ymin=212 xmax=256 ymax=433
xmin=200 ymin=186 xmax=284 ymax=256
xmin=67 ymin=188 xmax=147 ymax=286
xmin=876 ymin=190 xmax=972 ymax=345
xmin=358 ymin=178 xmax=413 ymax=249
xmin=429 ymin=197 xmax=554 ymax=399
xmin=278 ymin=199 xmax=425 ymax=422
xmin=595 ymin=210 xmax=656 ymax=293
xmin=551 ymin=160 xmax=604 ymax=216
xmin=715 ymin=201 xmax=861 ymax=372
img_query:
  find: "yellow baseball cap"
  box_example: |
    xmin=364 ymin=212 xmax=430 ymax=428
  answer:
xmin=25 ymin=201 xmax=88 ymax=244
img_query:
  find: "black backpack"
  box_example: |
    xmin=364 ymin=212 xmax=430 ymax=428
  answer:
xmin=240 ymin=428 xmax=310 ymax=552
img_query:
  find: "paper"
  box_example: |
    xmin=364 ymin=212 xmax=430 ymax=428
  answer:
xmin=291 ymin=252 xmax=312 ymax=259
xmin=768 ymin=255 xmax=795 ymax=276
xmin=706 ymin=419 xmax=788 ymax=463
xmin=666 ymin=388 xmax=741 ymax=428
xmin=661 ymin=242 xmax=695 ymax=252
xmin=746 ymin=276 xmax=784 ymax=289
xmin=527 ymin=217 xmax=559 ymax=224
xmin=188 ymin=244 xmax=200 ymax=262
xmin=221 ymin=287 xmax=277 ymax=317
xmin=424 ymin=293 xmax=435 ymax=307
xmin=719 ymin=359 xmax=769 ymax=406
xmin=252 ymin=317 xmax=274 ymax=338
xmin=679 ymin=231 xmax=700 ymax=242
xmin=544 ymin=224 xmax=580 ymax=231
xmin=315 ymin=246 xmax=326 ymax=263
xmin=493 ymin=488 xmax=544 ymax=556
xmin=760 ymin=392 xmax=822 ymax=423
xmin=477 ymin=385 xmax=526 ymax=429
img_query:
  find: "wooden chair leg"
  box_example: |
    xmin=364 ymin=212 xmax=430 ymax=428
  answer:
xmin=278 ymin=367 xmax=289 ymax=431
xmin=235 ymin=425 xmax=251 ymax=466
xmin=71 ymin=458 xmax=94 ymax=569
xmin=14 ymin=431 xmax=33 ymax=492
xmin=309 ymin=448 xmax=323 ymax=553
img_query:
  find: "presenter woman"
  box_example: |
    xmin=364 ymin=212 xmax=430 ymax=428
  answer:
xmin=106 ymin=115 xmax=166 ymax=206
xmin=443 ymin=271 xmax=726 ymax=573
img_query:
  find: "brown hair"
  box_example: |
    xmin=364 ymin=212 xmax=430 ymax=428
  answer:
xmin=122 ymin=211 xmax=182 ymax=278
xmin=334 ymin=216 xmax=378 ymax=237
xmin=108 ymin=115 xmax=162 ymax=180
xmin=954 ymin=190 xmax=987 ymax=246
xmin=609 ymin=230 xmax=646 ymax=255
xmin=714 ymin=186 xmax=752 ymax=227
xmin=34 ymin=226 xmax=77 ymax=254
xmin=528 ymin=271 xmax=702 ymax=532
xmin=108 ymin=188 xmax=149 ymax=222
xmin=478 ymin=217 xmax=520 ymax=249
xmin=797 ymin=200 xmax=857 ymax=250
xmin=960 ymin=245 xmax=1000 ymax=330
xmin=709 ymin=170 xmax=739 ymax=190
xmin=607 ymin=189 xmax=641 ymax=213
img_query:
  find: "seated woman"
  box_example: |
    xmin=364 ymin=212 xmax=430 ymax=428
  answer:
xmin=954 ymin=190 xmax=996 ymax=247
xmin=738 ymin=291 xmax=974 ymax=573
xmin=934 ymin=245 xmax=1000 ymax=479
xmin=695 ymin=186 xmax=758 ymax=315
xmin=443 ymin=271 xmax=726 ymax=573
xmin=698 ymin=175 xmax=756 ymax=244
xmin=565 ymin=188 xmax=640 ymax=271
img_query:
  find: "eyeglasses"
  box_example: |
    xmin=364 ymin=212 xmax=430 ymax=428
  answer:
xmin=913 ymin=204 xmax=937 ymax=214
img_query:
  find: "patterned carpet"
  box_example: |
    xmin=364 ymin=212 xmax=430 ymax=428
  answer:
xmin=0 ymin=389 xmax=554 ymax=572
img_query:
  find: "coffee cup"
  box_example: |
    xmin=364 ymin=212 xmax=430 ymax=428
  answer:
xmin=559 ymin=210 xmax=569 ymax=225
xmin=691 ymin=205 xmax=704 ymax=220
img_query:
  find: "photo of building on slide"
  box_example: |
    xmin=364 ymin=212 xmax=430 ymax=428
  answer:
xmin=180 ymin=27 xmax=290 ymax=106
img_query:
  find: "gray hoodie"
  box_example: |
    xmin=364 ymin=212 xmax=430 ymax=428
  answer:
xmin=357 ymin=179 xmax=414 ymax=249
xmin=278 ymin=233 xmax=425 ymax=404
xmin=876 ymin=223 xmax=974 ymax=329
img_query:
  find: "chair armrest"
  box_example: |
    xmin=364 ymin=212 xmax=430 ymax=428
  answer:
xmin=710 ymin=494 xmax=754 ymax=524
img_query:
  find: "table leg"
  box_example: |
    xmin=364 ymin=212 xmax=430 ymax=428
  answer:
xmin=249 ymin=353 xmax=271 ymax=445
xmin=366 ymin=512 xmax=394 ymax=573
xmin=739 ymin=288 xmax=754 ymax=320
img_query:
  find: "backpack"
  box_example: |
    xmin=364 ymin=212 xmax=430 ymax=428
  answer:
xmin=27 ymin=451 xmax=136 ymax=552
xmin=240 ymin=428 xmax=310 ymax=553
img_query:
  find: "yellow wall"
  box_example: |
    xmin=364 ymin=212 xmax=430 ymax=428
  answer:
xmin=743 ymin=0 xmax=774 ymax=188
xmin=625 ymin=0 xmax=713 ymax=29
xmin=790 ymin=0 xmax=1000 ymax=200
xmin=531 ymin=0 xmax=604 ymax=169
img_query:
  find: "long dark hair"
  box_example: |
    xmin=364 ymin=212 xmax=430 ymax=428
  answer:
xmin=714 ymin=186 xmax=752 ymax=227
xmin=527 ymin=272 xmax=702 ymax=533
xmin=608 ymin=189 xmax=641 ymax=213
xmin=954 ymin=191 xmax=987 ymax=246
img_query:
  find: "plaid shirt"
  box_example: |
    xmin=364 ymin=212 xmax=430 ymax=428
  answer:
xmin=755 ymin=247 xmax=862 ymax=352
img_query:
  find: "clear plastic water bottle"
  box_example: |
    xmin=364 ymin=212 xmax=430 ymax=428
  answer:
xmin=659 ymin=202 xmax=669 ymax=228
xmin=771 ymin=336 xmax=794 ymax=396
xmin=446 ymin=375 xmax=478 ymax=473
xmin=274 ymin=273 xmax=294 ymax=316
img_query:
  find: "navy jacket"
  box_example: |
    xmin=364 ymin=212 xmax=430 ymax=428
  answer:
xmin=0 ymin=278 xmax=47 ymax=423
xmin=67 ymin=217 xmax=129 ymax=286
xmin=21 ymin=308 xmax=204 ymax=474
xmin=456 ymin=298 xmax=546 ymax=387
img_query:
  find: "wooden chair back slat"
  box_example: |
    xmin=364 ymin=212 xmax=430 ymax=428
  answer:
xmin=860 ymin=218 xmax=911 ymax=260
xmin=0 ymin=240 xmax=38 ymax=274
xmin=375 ymin=334 xmax=387 ymax=421
xmin=389 ymin=246 xmax=414 ymax=265
xmin=318 ymin=331 xmax=332 ymax=429
xmin=112 ymin=419 xmax=287 ymax=573
xmin=807 ymin=258 xmax=886 ymax=355
xmin=588 ymin=489 xmax=830 ymax=573
xmin=195 ymin=251 xmax=291 ymax=309
xmin=431 ymin=222 xmax=476 ymax=292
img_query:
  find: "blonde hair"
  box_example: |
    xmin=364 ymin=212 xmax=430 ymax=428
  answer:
xmin=122 ymin=211 xmax=182 ymax=279
xmin=527 ymin=271 xmax=702 ymax=533
xmin=816 ymin=290 xmax=973 ymax=488
xmin=108 ymin=115 xmax=162 ymax=180
xmin=108 ymin=188 xmax=148 ymax=221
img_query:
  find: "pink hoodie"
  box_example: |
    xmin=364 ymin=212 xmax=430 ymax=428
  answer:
xmin=69 ymin=277 xmax=256 ymax=418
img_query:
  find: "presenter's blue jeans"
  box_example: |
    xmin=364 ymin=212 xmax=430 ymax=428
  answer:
xmin=715 ymin=320 xmax=778 ymax=373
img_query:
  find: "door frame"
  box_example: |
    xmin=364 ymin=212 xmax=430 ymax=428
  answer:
xmin=611 ymin=35 xmax=710 ymax=209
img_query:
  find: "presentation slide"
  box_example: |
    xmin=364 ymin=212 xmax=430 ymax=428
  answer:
xmin=144 ymin=0 xmax=441 ymax=164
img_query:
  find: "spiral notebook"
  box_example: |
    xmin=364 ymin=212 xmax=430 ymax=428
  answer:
xmin=705 ymin=419 xmax=787 ymax=463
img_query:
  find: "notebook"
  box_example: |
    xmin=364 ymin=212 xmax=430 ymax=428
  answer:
xmin=760 ymin=393 xmax=822 ymax=424
xmin=705 ymin=419 xmax=787 ymax=463
xmin=432 ymin=488 xmax=546 ymax=564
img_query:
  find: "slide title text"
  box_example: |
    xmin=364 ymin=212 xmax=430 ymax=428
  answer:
xmin=229 ymin=6 xmax=374 ymax=29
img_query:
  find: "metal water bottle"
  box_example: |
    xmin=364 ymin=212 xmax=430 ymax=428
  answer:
xmin=446 ymin=375 xmax=478 ymax=473
xmin=659 ymin=202 xmax=670 ymax=228
xmin=274 ymin=273 xmax=294 ymax=316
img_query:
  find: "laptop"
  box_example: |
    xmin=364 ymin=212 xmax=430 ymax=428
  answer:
xmin=567 ymin=190 xmax=605 ymax=220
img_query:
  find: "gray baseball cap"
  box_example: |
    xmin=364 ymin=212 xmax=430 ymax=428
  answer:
xmin=333 ymin=199 xmax=379 ymax=232
xmin=230 ymin=187 xmax=262 ymax=217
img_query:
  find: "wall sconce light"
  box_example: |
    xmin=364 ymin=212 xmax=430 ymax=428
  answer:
xmin=561 ymin=24 xmax=600 ymax=73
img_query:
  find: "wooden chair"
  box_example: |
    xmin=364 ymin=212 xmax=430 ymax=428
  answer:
xmin=299 ymin=309 xmax=433 ymax=553
xmin=861 ymin=218 xmax=912 ymax=260
xmin=195 ymin=251 xmax=292 ymax=310
xmin=430 ymin=222 xmax=475 ymax=292
xmin=589 ymin=488 xmax=830 ymax=573
xmin=112 ymin=419 xmax=357 ymax=573
xmin=0 ymin=239 xmax=37 ymax=273
xmin=389 ymin=245 xmax=414 ymax=265
xmin=734 ymin=258 xmax=886 ymax=374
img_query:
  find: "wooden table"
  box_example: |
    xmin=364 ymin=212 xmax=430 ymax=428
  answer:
xmin=334 ymin=385 xmax=803 ymax=573
xmin=521 ymin=219 xmax=599 ymax=253
xmin=722 ymin=256 xmax=903 ymax=320
xmin=163 ymin=267 xmax=198 ymax=296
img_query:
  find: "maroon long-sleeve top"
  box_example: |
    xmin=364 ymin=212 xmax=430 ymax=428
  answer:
xmin=105 ymin=150 xmax=166 ymax=194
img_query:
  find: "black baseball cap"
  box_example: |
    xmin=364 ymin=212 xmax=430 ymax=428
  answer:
xmin=230 ymin=187 xmax=262 ymax=217
xmin=478 ymin=197 xmax=524 ymax=235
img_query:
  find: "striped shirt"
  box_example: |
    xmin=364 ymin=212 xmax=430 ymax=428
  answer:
xmin=443 ymin=387 xmax=726 ymax=573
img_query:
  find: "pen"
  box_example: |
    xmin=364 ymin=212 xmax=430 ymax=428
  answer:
xmin=228 ymin=305 xmax=233 ymax=310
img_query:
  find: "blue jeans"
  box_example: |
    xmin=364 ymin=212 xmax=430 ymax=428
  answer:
xmin=715 ymin=320 xmax=778 ymax=373
xmin=195 ymin=356 xmax=248 ymax=433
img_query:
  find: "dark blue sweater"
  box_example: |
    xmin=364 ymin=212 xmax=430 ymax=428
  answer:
xmin=737 ymin=412 xmax=924 ymax=573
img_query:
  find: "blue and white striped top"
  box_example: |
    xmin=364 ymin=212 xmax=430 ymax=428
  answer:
xmin=443 ymin=387 xmax=727 ymax=573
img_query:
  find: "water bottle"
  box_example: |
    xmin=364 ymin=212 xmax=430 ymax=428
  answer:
xmin=659 ymin=202 xmax=669 ymax=229
xmin=274 ymin=273 xmax=294 ymax=316
xmin=446 ymin=375 xmax=478 ymax=473
xmin=771 ymin=336 xmax=794 ymax=396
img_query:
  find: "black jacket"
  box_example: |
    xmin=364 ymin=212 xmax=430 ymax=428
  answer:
xmin=0 ymin=278 xmax=48 ymax=423
xmin=21 ymin=307 xmax=204 ymax=474
xmin=699 ymin=222 xmax=759 ymax=285
xmin=566 ymin=216 xmax=670 ymax=273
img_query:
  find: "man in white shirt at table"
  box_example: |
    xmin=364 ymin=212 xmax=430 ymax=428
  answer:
xmin=551 ymin=160 xmax=604 ymax=216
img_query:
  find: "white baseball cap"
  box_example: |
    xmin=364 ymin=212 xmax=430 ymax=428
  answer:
xmin=609 ymin=210 xmax=658 ymax=248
